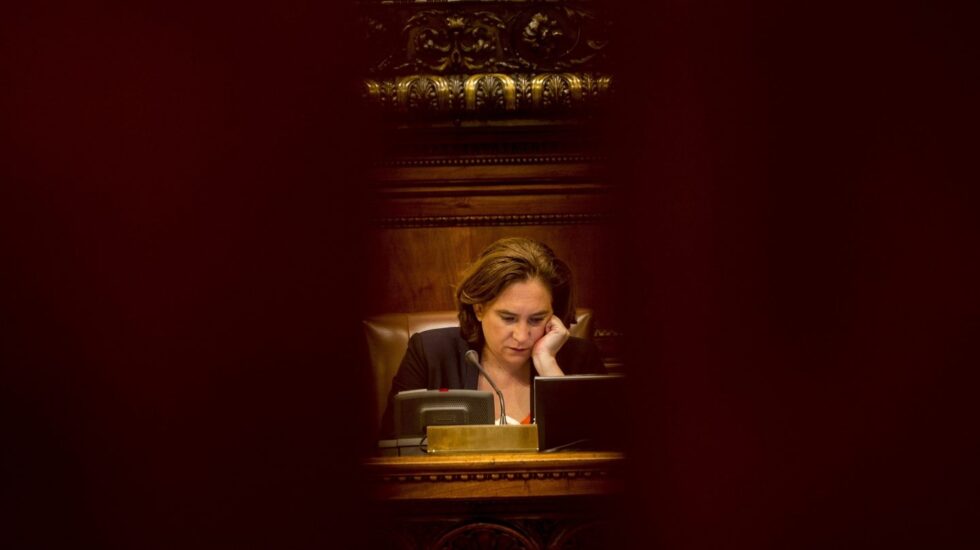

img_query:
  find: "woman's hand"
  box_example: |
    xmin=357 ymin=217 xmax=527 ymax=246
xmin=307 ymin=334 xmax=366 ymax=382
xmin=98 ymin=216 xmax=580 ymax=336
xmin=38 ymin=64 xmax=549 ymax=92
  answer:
xmin=531 ymin=315 xmax=569 ymax=376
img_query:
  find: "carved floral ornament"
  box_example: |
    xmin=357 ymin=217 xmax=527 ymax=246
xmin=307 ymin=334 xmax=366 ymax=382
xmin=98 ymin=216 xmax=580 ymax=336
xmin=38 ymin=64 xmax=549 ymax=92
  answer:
xmin=360 ymin=4 xmax=610 ymax=75
xmin=359 ymin=2 xmax=613 ymax=117
xmin=363 ymin=72 xmax=612 ymax=114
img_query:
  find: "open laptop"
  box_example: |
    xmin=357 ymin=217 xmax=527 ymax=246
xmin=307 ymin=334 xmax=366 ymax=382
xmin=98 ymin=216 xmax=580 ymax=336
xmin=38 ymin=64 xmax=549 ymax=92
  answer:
xmin=532 ymin=374 xmax=627 ymax=452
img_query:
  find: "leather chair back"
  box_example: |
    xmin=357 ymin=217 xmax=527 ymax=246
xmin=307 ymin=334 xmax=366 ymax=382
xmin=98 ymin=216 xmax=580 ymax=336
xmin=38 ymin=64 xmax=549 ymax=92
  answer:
xmin=363 ymin=309 xmax=594 ymax=428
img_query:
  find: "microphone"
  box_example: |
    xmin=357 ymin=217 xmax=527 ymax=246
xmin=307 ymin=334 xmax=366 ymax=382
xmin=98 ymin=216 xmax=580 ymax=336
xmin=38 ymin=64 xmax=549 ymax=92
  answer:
xmin=465 ymin=350 xmax=506 ymax=426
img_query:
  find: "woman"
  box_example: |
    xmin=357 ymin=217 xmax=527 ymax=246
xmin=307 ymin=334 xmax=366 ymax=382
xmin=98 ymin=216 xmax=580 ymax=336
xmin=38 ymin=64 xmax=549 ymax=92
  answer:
xmin=379 ymin=237 xmax=606 ymax=438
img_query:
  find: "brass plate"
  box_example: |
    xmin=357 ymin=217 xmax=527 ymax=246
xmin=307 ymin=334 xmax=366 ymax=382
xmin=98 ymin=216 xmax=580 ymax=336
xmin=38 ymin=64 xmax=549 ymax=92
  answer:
xmin=427 ymin=424 xmax=539 ymax=453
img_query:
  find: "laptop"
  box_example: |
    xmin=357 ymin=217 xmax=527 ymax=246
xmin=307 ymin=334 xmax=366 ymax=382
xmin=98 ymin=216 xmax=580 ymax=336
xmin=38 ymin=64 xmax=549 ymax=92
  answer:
xmin=532 ymin=374 xmax=627 ymax=452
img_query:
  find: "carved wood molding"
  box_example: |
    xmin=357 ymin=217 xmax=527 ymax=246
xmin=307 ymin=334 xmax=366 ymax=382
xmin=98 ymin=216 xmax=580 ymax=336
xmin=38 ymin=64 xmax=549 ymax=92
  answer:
xmin=360 ymin=2 xmax=611 ymax=76
xmin=366 ymin=451 xmax=623 ymax=476
xmin=373 ymin=180 xmax=608 ymax=197
xmin=374 ymin=212 xmax=607 ymax=228
xmin=379 ymin=468 xmax=613 ymax=484
xmin=547 ymin=520 xmax=615 ymax=550
xmin=378 ymin=153 xmax=606 ymax=168
xmin=378 ymin=517 xmax=617 ymax=550
xmin=364 ymin=72 xmax=612 ymax=115
xmin=374 ymin=120 xmax=609 ymax=166
xmin=368 ymin=452 xmax=624 ymax=500
xmin=435 ymin=522 xmax=537 ymax=549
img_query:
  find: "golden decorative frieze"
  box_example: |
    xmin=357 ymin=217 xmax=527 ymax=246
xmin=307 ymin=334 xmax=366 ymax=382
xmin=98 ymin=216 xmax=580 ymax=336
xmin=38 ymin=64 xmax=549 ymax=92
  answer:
xmin=359 ymin=2 xmax=613 ymax=119
xmin=464 ymin=73 xmax=518 ymax=111
xmin=364 ymin=72 xmax=611 ymax=114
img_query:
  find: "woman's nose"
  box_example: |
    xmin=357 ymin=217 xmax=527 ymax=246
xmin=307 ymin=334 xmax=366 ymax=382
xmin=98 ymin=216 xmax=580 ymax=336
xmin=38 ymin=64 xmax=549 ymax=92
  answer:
xmin=512 ymin=322 xmax=530 ymax=342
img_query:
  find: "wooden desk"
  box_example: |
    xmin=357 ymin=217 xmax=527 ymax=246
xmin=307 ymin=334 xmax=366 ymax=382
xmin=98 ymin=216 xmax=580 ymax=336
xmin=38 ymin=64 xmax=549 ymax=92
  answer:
xmin=364 ymin=452 xmax=626 ymax=549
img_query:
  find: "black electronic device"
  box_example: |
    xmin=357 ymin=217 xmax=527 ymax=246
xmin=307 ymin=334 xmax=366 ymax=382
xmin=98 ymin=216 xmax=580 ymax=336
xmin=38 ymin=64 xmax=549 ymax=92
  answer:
xmin=393 ymin=389 xmax=495 ymax=439
xmin=532 ymin=374 xmax=627 ymax=452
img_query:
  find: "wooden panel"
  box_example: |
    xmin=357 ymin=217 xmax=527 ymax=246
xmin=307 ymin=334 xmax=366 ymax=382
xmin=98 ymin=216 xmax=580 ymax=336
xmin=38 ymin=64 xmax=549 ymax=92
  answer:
xmin=365 ymin=451 xmax=624 ymax=500
xmin=364 ymin=115 xmax=624 ymax=362
xmin=365 ymin=452 xmax=626 ymax=548
xmin=375 ymin=191 xmax=613 ymax=219
xmin=365 ymin=223 xmax=622 ymax=332
xmin=371 ymin=162 xmax=603 ymax=185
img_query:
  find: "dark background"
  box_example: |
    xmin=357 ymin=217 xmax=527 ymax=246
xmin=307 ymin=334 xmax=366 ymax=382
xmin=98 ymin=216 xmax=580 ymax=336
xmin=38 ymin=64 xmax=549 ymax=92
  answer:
xmin=2 ymin=2 xmax=376 ymax=548
xmin=611 ymin=1 xmax=979 ymax=548
xmin=3 ymin=1 xmax=977 ymax=548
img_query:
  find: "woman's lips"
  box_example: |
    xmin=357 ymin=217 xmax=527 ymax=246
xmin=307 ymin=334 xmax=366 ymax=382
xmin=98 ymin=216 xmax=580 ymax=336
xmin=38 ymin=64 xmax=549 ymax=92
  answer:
xmin=508 ymin=347 xmax=529 ymax=353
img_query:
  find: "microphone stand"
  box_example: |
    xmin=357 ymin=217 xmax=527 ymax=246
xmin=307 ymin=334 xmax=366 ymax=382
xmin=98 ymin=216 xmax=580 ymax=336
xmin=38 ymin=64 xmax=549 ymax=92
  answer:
xmin=465 ymin=350 xmax=506 ymax=426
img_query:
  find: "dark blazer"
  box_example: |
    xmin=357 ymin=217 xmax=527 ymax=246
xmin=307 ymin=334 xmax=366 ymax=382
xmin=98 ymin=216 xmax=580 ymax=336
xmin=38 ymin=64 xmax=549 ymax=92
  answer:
xmin=379 ymin=327 xmax=606 ymax=438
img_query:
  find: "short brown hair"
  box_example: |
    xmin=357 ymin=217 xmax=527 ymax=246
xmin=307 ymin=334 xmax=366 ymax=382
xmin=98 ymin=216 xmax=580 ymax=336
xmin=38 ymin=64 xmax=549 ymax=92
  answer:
xmin=456 ymin=238 xmax=575 ymax=349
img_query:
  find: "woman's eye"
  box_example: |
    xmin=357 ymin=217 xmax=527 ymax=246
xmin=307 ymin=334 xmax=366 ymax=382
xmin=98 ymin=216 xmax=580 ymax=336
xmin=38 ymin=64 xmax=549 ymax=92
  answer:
xmin=501 ymin=316 xmax=516 ymax=323
xmin=529 ymin=318 xmax=544 ymax=326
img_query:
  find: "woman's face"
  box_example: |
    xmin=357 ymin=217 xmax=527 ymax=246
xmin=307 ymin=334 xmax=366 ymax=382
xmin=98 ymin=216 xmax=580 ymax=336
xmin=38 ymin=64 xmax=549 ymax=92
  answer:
xmin=474 ymin=277 xmax=553 ymax=371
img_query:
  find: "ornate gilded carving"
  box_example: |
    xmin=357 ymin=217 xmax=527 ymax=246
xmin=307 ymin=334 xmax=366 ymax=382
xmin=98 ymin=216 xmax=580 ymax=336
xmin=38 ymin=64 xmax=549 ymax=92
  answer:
xmin=464 ymin=73 xmax=517 ymax=111
xmin=579 ymin=72 xmax=612 ymax=106
xmin=397 ymin=74 xmax=450 ymax=112
xmin=358 ymin=2 xmax=612 ymax=117
xmin=521 ymin=13 xmax=563 ymax=56
xmin=363 ymin=72 xmax=611 ymax=115
xmin=531 ymin=73 xmax=579 ymax=109
xmin=398 ymin=11 xmax=508 ymax=73
xmin=510 ymin=6 xmax=610 ymax=71
xmin=360 ymin=4 xmax=610 ymax=76
xmin=513 ymin=72 xmax=534 ymax=107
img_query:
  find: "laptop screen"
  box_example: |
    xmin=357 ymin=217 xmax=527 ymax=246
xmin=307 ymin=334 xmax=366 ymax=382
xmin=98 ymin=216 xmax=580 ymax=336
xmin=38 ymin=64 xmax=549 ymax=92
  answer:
xmin=532 ymin=374 xmax=627 ymax=452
